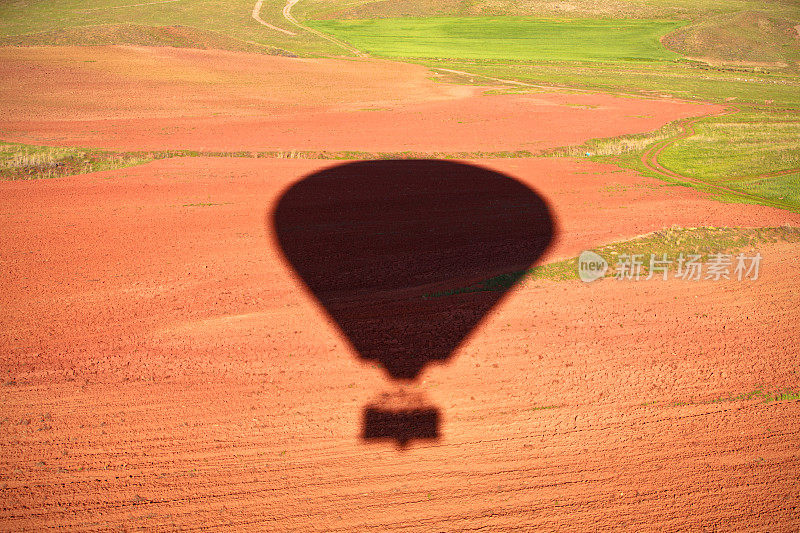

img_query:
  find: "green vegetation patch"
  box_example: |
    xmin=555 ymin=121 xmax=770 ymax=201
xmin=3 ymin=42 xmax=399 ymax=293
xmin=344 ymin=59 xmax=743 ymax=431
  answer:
xmin=551 ymin=120 xmax=684 ymax=158
xmin=424 ymin=226 xmax=800 ymax=296
xmin=308 ymin=0 xmax=800 ymax=22
xmin=550 ymin=106 xmax=800 ymax=211
xmin=658 ymin=110 xmax=800 ymax=181
xmin=2 ymin=0 xmax=797 ymax=59
xmin=307 ymin=17 xmax=685 ymax=62
xmin=0 ymin=142 xmax=153 ymax=180
xmin=672 ymin=386 xmax=800 ymax=407
xmin=734 ymin=172 xmax=800 ymax=207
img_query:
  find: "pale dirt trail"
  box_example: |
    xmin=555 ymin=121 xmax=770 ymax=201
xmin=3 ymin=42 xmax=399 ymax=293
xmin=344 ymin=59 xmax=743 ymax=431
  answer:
xmin=252 ymin=0 xmax=296 ymax=36
xmin=251 ymin=0 xmax=362 ymax=54
xmin=282 ymin=0 xmax=363 ymax=55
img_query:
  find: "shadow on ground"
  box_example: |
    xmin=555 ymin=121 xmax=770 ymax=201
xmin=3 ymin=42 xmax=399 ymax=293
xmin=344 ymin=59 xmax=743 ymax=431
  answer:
xmin=271 ymin=160 xmax=554 ymax=446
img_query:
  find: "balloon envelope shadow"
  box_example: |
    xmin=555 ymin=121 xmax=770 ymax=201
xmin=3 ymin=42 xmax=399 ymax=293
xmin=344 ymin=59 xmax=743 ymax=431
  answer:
xmin=272 ymin=160 xmax=554 ymax=446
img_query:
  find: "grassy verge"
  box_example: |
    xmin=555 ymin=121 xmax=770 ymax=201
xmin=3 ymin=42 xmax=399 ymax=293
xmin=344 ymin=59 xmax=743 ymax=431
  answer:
xmin=549 ymin=120 xmax=685 ymax=158
xmin=424 ymin=226 xmax=800 ymax=297
xmin=671 ymin=387 xmax=800 ymax=407
xmin=0 ymin=143 xmax=154 ymax=180
xmin=0 ymin=142 xmax=548 ymax=180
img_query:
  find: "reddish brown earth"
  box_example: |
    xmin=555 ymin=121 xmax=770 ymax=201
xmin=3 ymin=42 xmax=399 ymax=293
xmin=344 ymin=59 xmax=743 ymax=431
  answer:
xmin=1 ymin=46 xmax=799 ymax=531
xmin=0 ymin=46 xmax=722 ymax=152
xmin=2 ymin=157 xmax=799 ymax=530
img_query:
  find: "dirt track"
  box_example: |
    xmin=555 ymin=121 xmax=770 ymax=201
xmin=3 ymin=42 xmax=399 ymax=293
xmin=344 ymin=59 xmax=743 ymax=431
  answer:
xmin=1 ymin=46 xmax=799 ymax=530
xmin=640 ymin=105 xmax=800 ymax=211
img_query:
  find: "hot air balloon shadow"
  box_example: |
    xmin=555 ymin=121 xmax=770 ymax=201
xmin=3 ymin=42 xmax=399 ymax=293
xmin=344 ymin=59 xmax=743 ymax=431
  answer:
xmin=271 ymin=160 xmax=554 ymax=447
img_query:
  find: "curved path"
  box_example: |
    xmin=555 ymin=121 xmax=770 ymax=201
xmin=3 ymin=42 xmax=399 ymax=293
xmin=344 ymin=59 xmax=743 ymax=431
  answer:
xmin=251 ymin=0 xmax=363 ymax=55
xmin=282 ymin=0 xmax=364 ymax=56
xmin=641 ymin=106 xmax=799 ymax=211
xmin=251 ymin=0 xmax=296 ymax=36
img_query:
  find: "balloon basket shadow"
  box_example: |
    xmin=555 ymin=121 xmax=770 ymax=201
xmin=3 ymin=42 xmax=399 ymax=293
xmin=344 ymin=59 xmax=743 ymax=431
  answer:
xmin=361 ymin=388 xmax=439 ymax=448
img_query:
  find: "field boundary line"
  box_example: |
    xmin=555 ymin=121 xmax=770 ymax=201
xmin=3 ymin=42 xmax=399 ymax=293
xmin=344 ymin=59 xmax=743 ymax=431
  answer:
xmin=252 ymin=0 xmax=296 ymax=36
xmin=428 ymin=66 xmax=689 ymax=101
xmin=282 ymin=0 xmax=364 ymax=56
xmin=432 ymin=67 xmax=575 ymax=91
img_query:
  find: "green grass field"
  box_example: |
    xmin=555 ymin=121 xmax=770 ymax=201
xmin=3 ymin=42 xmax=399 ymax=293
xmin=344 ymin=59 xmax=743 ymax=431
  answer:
xmin=657 ymin=110 xmax=800 ymax=179
xmin=306 ymin=17 xmax=685 ymax=62
xmin=548 ymin=106 xmax=800 ymax=211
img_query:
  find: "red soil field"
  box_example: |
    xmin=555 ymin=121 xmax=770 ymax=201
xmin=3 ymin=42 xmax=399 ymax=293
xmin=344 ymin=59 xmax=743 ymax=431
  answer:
xmin=0 ymin=46 xmax=722 ymax=152
xmin=2 ymin=157 xmax=799 ymax=530
xmin=1 ymin=46 xmax=798 ymax=530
